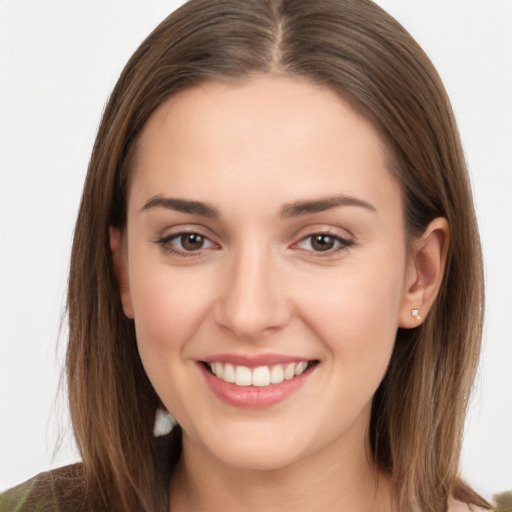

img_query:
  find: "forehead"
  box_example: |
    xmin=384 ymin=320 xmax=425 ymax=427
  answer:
xmin=129 ymin=75 xmax=401 ymax=218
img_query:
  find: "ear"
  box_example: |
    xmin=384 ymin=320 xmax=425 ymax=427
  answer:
xmin=398 ymin=217 xmax=450 ymax=328
xmin=109 ymin=227 xmax=134 ymax=319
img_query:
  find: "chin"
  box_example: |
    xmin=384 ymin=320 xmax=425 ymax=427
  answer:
xmin=198 ymin=422 xmax=310 ymax=472
xmin=214 ymin=445 xmax=302 ymax=472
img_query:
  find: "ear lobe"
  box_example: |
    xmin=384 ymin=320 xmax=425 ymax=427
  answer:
xmin=398 ymin=217 xmax=450 ymax=328
xmin=109 ymin=227 xmax=134 ymax=319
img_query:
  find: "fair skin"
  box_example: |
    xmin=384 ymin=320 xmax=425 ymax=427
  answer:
xmin=110 ymin=75 xmax=449 ymax=512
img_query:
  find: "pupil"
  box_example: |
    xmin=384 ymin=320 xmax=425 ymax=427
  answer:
xmin=182 ymin=233 xmax=204 ymax=251
xmin=312 ymin=234 xmax=335 ymax=251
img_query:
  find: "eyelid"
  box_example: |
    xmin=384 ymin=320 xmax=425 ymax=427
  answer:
xmin=299 ymin=233 xmax=352 ymax=249
xmin=291 ymin=228 xmax=354 ymax=256
xmin=154 ymin=225 xmax=354 ymax=258
xmin=154 ymin=226 xmax=220 ymax=257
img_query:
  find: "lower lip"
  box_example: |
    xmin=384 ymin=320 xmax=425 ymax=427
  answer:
xmin=198 ymin=363 xmax=314 ymax=408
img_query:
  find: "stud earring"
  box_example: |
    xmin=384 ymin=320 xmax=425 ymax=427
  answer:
xmin=411 ymin=309 xmax=422 ymax=321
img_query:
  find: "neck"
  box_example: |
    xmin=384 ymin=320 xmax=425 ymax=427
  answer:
xmin=168 ymin=429 xmax=394 ymax=512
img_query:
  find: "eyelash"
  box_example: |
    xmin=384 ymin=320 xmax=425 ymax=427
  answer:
xmin=295 ymin=231 xmax=354 ymax=256
xmin=155 ymin=230 xmax=354 ymax=258
xmin=156 ymin=231 xmax=216 ymax=257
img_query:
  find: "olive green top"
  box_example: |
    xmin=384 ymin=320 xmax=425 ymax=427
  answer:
xmin=0 ymin=464 xmax=88 ymax=512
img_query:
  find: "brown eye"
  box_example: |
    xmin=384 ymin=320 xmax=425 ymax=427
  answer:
xmin=157 ymin=231 xmax=215 ymax=255
xmin=179 ymin=233 xmax=205 ymax=251
xmin=296 ymin=232 xmax=353 ymax=254
xmin=310 ymin=234 xmax=336 ymax=251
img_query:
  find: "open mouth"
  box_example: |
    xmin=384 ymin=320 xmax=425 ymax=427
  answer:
xmin=202 ymin=360 xmax=318 ymax=388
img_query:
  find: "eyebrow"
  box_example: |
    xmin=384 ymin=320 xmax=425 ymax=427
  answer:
xmin=279 ymin=195 xmax=377 ymax=218
xmin=141 ymin=194 xmax=376 ymax=218
xmin=141 ymin=196 xmax=220 ymax=217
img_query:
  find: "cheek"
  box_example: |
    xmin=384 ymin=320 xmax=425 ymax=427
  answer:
xmin=297 ymin=253 xmax=406 ymax=373
xmin=127 ymin=265 xmax=218 ymax=420
xmin=128 ymin=264 xmax=214 ymax=358
xmin=300 ymin=269 xmax=403 ymax=436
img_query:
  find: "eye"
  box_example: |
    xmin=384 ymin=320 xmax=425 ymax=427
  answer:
xmin=296 ymin=233 xmax=353 ymax=253
xmin=157 ymin=231 xmax=215 ymax=255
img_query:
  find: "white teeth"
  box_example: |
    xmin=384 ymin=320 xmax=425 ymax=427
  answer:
xmin=215 ymin=362 xmax=224 ymax=379
xmin=295 ymin=361 xmax=308 ymax=376
xmin=270 ymin=365 xmax=285 ymax=384
xmin=235 ymin=365 xmax=252 ymax=386
xmin=211 ymin=362 xmax=223 ymax=378
xmin=208 ymin=361 xmax=311 ymax=387
xmin=224 ymin=363 xmax=235 ymax=383
xmin=252 ymin=366 xmax=271 ymax=387
xmin=284 ymin=363 xmax=296 ymax=380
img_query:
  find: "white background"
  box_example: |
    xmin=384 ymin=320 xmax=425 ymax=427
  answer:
xmin=1 ymin=0 xmax=511 ymax=499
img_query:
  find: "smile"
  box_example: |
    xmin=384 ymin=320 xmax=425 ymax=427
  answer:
xmin=205 ymin=361 xmax=313 ymax=387
xmin=199 ymin=356 xmax=318 ymax=408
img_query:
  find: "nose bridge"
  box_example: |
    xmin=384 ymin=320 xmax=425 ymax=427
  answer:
xmin=215 ymin=239 xmax=290 ymax=338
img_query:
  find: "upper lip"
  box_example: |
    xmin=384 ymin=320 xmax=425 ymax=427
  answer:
xmin=200 ymin=353 xmax=314 ymax=368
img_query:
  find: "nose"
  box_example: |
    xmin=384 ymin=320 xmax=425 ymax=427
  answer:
xmin=214 ymin=245 xmax=292 ymax=339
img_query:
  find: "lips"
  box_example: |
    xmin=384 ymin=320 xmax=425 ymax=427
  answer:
xmin=198 ymin=355 xmax=317 ymax=408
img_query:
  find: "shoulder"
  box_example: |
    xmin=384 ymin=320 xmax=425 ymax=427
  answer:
xmin=0 ymin=464 xmax=88 ymax=512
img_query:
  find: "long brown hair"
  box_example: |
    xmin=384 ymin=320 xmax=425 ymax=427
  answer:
xmin=67 ymin=1 xmax=487 ymax=510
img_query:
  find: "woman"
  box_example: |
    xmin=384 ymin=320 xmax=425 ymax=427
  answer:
xmin=0 ymin=0 xmax=492 ymax=511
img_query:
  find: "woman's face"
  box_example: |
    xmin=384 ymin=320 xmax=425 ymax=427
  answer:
xmin=115 ymin=75 xmax=416 ymax=471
